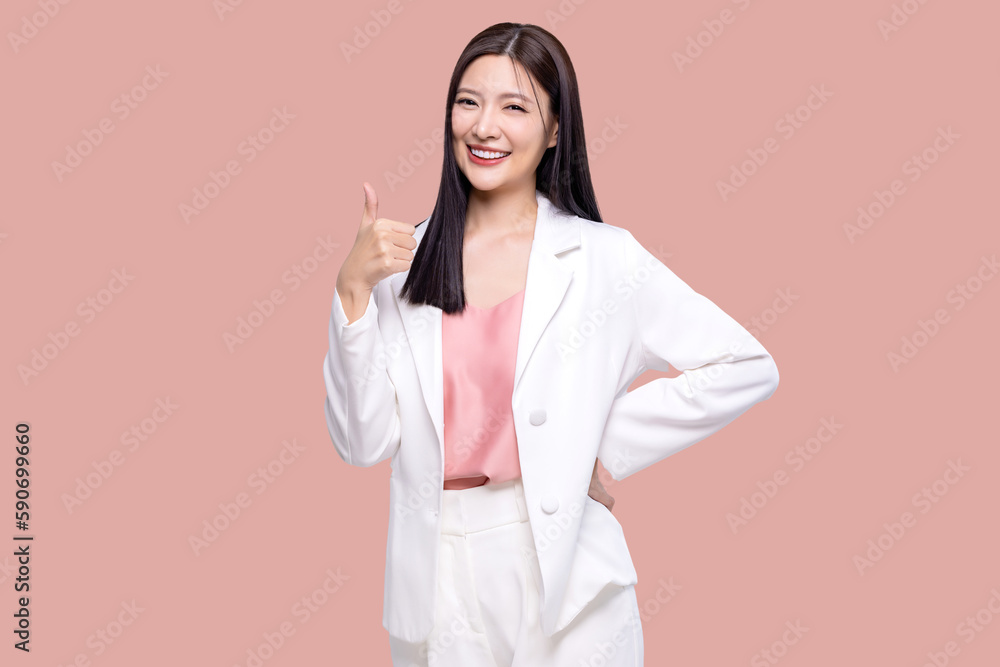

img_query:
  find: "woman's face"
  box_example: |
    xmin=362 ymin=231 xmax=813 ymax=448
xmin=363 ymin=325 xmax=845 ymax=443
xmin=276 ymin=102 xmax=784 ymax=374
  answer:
xmin=451 ymin=54 xmax=558 ymax=195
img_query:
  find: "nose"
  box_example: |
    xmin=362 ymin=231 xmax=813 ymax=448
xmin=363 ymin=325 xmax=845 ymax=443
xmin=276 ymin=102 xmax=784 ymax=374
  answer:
xmin=473 ymin=103 xmax=500 ymax=140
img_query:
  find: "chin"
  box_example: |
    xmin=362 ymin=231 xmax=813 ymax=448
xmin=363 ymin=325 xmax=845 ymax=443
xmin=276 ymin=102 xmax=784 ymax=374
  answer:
xmin=466 ymin=178 xmax=507 ymax=193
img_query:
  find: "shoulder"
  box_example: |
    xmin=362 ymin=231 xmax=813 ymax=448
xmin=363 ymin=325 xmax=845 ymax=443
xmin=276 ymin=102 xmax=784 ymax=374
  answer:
xmin=579 ymin=217 xmax=634 ymax=242
xmin=566 ymin=212 xmax=672 ymax=285
xmin=568 ymin=212 xmax=641 ymax=260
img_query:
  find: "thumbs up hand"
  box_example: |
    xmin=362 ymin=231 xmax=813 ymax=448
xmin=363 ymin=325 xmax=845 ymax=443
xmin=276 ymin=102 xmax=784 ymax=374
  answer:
xmin=336 ymin=182 xmax=417 ymax=301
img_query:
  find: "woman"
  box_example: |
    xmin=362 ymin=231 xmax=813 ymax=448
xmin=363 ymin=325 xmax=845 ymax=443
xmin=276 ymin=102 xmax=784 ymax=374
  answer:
xmin=325 ymin=22 xmax=780 ymax=666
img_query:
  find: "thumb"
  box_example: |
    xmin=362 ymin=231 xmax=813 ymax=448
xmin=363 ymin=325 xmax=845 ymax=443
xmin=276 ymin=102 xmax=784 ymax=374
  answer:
xmin=360 ymin=181 xmax=378 ymax=228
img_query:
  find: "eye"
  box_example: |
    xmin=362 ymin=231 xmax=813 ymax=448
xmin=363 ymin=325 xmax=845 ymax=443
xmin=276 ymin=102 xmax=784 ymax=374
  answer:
xmin=454 ymin=98 xmax=527 ymax=112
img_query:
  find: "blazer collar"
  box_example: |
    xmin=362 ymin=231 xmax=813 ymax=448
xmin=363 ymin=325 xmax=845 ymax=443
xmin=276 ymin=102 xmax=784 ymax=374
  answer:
xmin=390 ymin=190 xmax=582 ymax=455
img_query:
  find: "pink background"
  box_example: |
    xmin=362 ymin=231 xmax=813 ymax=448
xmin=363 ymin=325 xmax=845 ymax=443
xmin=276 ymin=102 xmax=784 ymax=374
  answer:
xmin=3 ymin=1 xmax=999 ymax=665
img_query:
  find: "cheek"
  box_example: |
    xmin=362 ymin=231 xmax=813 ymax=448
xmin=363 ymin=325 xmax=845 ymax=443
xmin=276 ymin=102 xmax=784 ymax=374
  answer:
xmin=451 ymin=114 xmax=472 ymax=136
xmin=512 ymin=129 xmax=545 ymax=155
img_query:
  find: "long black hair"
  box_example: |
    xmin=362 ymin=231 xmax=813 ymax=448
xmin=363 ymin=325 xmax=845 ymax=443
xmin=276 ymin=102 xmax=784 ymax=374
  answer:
xmin=400 ymin=22 xmax=603 ymax=314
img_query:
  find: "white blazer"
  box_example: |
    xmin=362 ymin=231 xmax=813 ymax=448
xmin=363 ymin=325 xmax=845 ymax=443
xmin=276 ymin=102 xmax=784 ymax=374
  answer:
xmin=323 ymin=190 xmax=779 ymax=643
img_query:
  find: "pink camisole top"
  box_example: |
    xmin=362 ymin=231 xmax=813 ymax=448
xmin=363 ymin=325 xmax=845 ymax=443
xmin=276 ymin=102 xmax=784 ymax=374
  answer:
xmin=441 ymin=288 xmax=526 ymax=490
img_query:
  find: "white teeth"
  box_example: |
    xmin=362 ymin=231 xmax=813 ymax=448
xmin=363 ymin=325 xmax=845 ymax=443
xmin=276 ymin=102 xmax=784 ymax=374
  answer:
xmin=470 ymin=147 xmax=510 ymax=159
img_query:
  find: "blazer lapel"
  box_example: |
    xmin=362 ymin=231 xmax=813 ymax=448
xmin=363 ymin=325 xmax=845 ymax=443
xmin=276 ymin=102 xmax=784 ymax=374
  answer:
xmin=390 ymin=190 xmax=582 ymax=457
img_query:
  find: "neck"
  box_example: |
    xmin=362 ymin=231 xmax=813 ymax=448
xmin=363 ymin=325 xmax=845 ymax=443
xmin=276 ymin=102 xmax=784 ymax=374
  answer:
xmin=465 ymin=183 xmax=539 ymax=238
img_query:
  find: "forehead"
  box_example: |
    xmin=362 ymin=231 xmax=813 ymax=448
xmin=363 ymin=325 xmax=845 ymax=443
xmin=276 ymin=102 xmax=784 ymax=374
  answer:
xmin=458 ymin=54 xmax=546 ymax=105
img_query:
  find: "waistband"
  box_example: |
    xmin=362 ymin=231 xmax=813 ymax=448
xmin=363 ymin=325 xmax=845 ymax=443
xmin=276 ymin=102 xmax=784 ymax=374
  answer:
xmin=440 ymin=477 xmax=529 ymax=535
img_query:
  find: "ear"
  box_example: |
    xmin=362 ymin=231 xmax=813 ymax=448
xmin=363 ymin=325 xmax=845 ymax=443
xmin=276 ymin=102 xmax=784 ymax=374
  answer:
xmin=546 ymin=115 xmax=559 ymax=149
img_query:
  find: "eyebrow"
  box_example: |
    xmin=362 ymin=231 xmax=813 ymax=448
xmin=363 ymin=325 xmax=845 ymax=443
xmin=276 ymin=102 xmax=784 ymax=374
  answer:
xmin=455 ymin=87 xmax=534 ymax=105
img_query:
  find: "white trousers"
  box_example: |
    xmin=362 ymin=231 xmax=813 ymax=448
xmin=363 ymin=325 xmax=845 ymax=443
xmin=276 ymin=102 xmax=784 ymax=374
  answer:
xmin=389 ymin=477 xmax=644 ymax=666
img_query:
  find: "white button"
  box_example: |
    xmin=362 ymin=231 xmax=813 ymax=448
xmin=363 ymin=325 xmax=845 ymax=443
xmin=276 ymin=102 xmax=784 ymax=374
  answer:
xmin=529 ymin=409 xmax=547 ymax=425
xmin=541 ymin=494 xmax=559 ymax=514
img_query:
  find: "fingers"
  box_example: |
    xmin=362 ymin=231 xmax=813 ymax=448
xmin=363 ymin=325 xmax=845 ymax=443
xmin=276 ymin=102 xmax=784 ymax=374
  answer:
xmin=388 ymin=228 xmax=417 ymax=252
xmin=360 ymin=182 xmax=378 ymax=228
xmin=362 ymin=182 xmax=417 ymax=246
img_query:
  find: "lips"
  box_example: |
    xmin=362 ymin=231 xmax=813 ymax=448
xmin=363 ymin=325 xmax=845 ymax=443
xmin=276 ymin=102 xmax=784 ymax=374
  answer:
xmin=468 ymin=145 xmax=511 ymax=160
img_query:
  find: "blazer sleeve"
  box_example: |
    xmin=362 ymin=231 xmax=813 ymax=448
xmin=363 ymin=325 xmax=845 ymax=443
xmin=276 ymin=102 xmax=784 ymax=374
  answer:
xmin=597 ymin=230 xmax=780 ymax=482
xmin=323 ymin=285 xmax=402 ymax=467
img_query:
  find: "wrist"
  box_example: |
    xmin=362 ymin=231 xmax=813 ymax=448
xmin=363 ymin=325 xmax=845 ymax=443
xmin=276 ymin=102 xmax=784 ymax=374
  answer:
xmin=337 ymin=275 xmax=371 ymax=300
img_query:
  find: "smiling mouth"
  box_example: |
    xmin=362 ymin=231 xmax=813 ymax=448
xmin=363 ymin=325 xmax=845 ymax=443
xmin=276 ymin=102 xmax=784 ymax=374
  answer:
xmin=468 ymin=145 xmax=511 ymax=160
